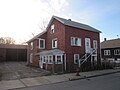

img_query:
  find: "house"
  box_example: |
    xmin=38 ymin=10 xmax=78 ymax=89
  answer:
xmin=101 ymin=38 xmax=120 ymax=64
xmin=27 ymin=16 xmax=101 ymax=73
xmin=0 ymin=44 xmax=27 ymax=62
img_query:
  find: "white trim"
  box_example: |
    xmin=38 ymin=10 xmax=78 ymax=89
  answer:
xmin=74 ymin=54 xmax=79 ymax=64
xmin=39 ymin=39 xmax=45 ymax=49
xmin=114 ymin=49 xmax=120 ymax=55
xmin=48 ymin=55 xmax=53 ymax=64
xmin=104 ymin=50 xmax=111 ymax=55
xmin=71 ymin=37 xmax=81 ymax=46
xmin=52 ymin=38 xmax=57 ymax=48
xmin=51 ymin=24 xmax=55 ymax=33
xmin=30 ymin=42 xmax=33 ymax=50
xmin=85 ymin=38 xmax=91 ymax=53
xmin=55 ymin=54 xmax=63 ymax=64
xmin=30 ymin=53 xmax=33 ymax=63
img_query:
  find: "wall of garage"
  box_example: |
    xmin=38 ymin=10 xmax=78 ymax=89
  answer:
xmin=0 ymin=44 xmax=27 ymax=62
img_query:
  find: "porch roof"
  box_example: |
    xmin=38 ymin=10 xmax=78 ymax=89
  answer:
xmin=36 ymin=49 xmax=65 ymax=55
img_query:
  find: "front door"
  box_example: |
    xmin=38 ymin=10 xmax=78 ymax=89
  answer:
xmin=39 ymin=56 xmax=43 ymax=69
xmin=85 ymin=38 xmax=91 ymax=53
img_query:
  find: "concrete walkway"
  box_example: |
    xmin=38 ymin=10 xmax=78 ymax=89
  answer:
xmin=0 ymin=68 xmax=120 ymax=90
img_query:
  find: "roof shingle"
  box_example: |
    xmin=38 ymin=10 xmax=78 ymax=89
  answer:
xmin=101 ymin=39 xmax=120 ymax=49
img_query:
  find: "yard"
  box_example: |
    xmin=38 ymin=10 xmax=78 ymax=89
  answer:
xmin=0 ymin=61 xmax=51 ymax=81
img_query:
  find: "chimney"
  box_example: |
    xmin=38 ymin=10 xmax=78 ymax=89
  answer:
xmin=104 ymin=38 xmax=107 ymax=41
xmin=68 ymin=19 xmax=71 ymax=21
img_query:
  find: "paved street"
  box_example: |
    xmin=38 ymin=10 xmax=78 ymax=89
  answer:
xmin=15 ymin=72 xmax=120 ymax=90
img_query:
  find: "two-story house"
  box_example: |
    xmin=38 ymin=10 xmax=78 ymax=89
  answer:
xmin=27 ymin=16 xmax=101 ymax=73
xmin=101 ymin=38 xmax=120 ymax=63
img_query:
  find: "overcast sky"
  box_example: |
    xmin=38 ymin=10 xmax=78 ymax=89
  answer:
xmin=0 ymin=0 xmax=120 ymax=44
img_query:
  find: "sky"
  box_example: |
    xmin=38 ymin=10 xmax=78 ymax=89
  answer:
xmin=0 ymin=0 xmax=120 ymax=44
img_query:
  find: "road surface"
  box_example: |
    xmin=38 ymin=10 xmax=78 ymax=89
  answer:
xmin=15 ymin=72 xmax=120 ymax=90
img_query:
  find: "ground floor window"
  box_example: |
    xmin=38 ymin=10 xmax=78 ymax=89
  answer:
xmin=48 ymin=55 xmax=53 ymax=64
xmin=55 ymin=54 xmax=63 ymax=64
xmin=40 ymin=55 xmax=53 ymax=64
xmin=74 ymin=54 xmax=79 ymax=64
xmin=30 ymin=53 xmax=33 ymax=63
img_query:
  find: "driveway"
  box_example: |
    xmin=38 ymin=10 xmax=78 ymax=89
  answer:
xmin=0 ymin=62 xmax=51 ymax=80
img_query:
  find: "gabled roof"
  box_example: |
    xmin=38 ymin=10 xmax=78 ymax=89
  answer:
xmin=27 ymin=15 xmax=101 ymax=43
xmin=27 ymin=31 xmax=47 ymax=43
xmin=52 ymin=16 xmax=101 ymax=33
xmin=101 ymin=39 xmax=120 ymax=49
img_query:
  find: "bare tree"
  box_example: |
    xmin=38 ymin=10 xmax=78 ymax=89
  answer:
xmin=0 ymin=37 xmax=15 ymax=44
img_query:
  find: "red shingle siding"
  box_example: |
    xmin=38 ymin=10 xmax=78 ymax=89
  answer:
xmin=46 ymin=19 xmax=65 ymax=50
xmin=27 ymin=17 xmax=101 ymax=72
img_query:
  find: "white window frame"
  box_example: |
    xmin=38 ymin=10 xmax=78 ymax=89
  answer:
xmin=93 ymin=40 xmax=97 ymax=49
xmin=43 ymin=56 xmax=46 ymax=63
xmin=52 ymin=38 xmax=57 ymax=48
xmin=30 ymin=42 xmax=33 ymax=50
xmin=104 ymin=50 xmax=111 ymax=55
xmin=74 ymin=54 xmax=79 ymax=64
xmin=114 ymin=49 xmax=120 ymax=55
xmin=55 ymin=54 xmax=63 ymax=64
xmin=30 ymin=53 xmax=33 ymax=63
xmin=39 ymin=39 xmax=45 ymax=49
xmin=71 ymin=37 xmax=81 ymax=46
xmin=51 ymin=24 xmax=55 ymax=33
xmin=48 ymin=55 xmax=53 ymax=64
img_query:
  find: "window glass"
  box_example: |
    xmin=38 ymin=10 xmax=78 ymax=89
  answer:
xmin=74 ymin=54 xmax=79 ymax=64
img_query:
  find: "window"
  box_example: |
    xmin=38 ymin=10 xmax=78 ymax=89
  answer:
xmin=30 ymin=42 xmax=33 ymax=50
xmin=74 ymin=54 xmax=79 ymax=64
xmin=104 ymin=50 xmax=111 ymax=55
xmin=93 ymin=40 xmax=97 ymax=49
xmin=48 ymin=55 xmax=53 ymax=64
xmin=71 ymin=37 xmax=81 ymax=46
xmin=39 ymin=39 xmax=45 ymax=49
xmin=114 ymin=49 xmax=120 ymax=55
xmin=52 ymin=38 xmax=57 ymax=48
xmin=30 ymin=53 xmax=33 ymax=63
xmin=51 ymin=24 xmax=55 ymax=33
xmin=55 ymin=55 xmax=63 ymax=64
xmin=43 ymin=56 xmax=46 ymax=63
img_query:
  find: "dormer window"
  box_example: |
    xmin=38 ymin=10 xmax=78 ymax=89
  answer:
xmin=51 ymin=24 xmax=55 ymax=33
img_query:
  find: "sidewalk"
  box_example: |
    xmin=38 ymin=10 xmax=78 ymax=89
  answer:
xmin=0 ymin=68 xmax=120 ymax=90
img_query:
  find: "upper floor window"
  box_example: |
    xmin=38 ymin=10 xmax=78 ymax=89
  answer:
xmin=52 ymin=38 xmax=57 ymax=48
xmin=114 ymin=49 xmax=120 ymax=55
xmin=30 ymin=42 xmax=33 ymax=50
xmin=71 ymin=37 xmax=81 ymax=46
xmin=51 ymin=24 xmax=55 ymax=33
xmin=74 ymin=54 xmax=79 ymax=64
xmin=104 ymin=50 xmax=111 ymax=55
xmin=39 ymin=39 xmax=45 ymax=49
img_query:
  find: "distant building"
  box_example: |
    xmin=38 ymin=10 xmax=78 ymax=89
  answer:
xmin=0 ymin=44 xmax=27 ymax=62
xmin=27 ymin=16 xmax=101 ymax=73
xmin=101 ymin=38 xmax=120 ymax=62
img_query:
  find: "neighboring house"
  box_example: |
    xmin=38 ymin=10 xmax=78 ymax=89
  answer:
xmin=27 ymin=16 xmax=101 ymax=73
xmin=101 ymin=38 xmax=120 ymax=63
xmin=0 ymin=44 xmax=27 ymax=62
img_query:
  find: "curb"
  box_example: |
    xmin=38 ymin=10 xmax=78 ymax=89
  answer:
xmin=69 ymin=70 xmax=120 ymax=81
